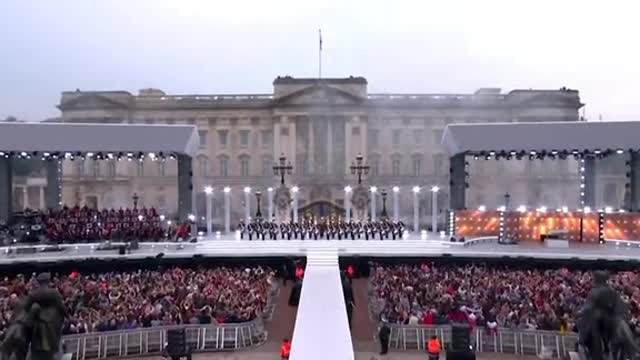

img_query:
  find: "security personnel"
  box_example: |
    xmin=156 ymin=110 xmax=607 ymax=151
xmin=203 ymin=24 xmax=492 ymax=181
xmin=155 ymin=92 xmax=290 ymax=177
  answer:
xmin=280 ymin=338 xmax=291 ymax=359
xmin=427 ymin=335 xmax=442 ymax=360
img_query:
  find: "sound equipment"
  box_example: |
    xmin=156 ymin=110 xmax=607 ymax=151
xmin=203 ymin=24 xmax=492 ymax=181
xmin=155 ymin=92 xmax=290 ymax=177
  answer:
xmin=118 ymin=245 xmax=126 ymax=255
xmin=446 ymin=350 xmax=476 ymax=360
xmin=167 ymin=328 xmax=188 ymax=357
xmin=451 ymin=324 xmax=471 ymax=352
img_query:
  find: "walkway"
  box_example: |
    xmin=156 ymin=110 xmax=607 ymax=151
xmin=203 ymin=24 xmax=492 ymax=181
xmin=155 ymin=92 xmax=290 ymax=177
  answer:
xmin=289 ymin=249 xmax=354 ymax=360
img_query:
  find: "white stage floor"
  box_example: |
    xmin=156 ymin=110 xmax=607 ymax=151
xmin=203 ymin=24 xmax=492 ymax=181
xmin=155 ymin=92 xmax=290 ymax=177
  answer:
xmin=2 ymin=237 xmax=640 ymax=264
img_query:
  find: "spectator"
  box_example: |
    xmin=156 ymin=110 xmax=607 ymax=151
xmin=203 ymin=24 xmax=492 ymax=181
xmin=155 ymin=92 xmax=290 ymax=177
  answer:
xmin=0 ymin=266 xmax=274 ymax=335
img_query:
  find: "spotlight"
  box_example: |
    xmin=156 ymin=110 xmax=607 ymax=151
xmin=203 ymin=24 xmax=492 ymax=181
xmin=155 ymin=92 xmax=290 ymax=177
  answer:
xmin=344 ymin=186 xmax=353 ymax=193
xmin=370 ymin=186 xmax=378 ymax=193
xmin=478 ymin=205 xmax=486 ymax=212
xmin=392 ymin=186 xmax=400 ymax=193
xmin=583 ymin=206 xmax=591 ymax=214
xmin=412 ymin=186 xmax=421 ymax=193
xmin=224 ymin=187 xmax=231 ymax=193
xmin=292 ymin=186 xmax=299 ymax=193
xmin=204 ymin=186 xmax=213 ymax=195
xmin=516 ymin=205 xmax=526 ymax=213
xmin=243 ymin=187 xmax=251 ymax=193
xmin=268 ymin=187 xmax=274 ymax=192
xmin=431 ymin=186 xmax=439 ymax=193
xmin=617 ymin=149 xmax=624 ymax=154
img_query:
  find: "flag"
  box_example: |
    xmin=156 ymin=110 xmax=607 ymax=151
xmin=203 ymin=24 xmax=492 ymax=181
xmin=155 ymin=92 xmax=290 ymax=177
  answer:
xmin=319 ymin=29 xmax=323 ymax=51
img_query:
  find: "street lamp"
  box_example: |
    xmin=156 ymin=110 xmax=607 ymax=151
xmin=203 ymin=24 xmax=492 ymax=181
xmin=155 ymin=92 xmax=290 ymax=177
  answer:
xmin=267 ymin=187 xmax=274 ymax=222
xmin=350 ymin=153 xmax=370 ymax=185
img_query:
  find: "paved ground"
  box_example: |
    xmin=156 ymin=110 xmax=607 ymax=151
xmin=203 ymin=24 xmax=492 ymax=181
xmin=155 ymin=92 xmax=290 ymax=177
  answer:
xmin=144 ymin=350 xmax=540 ymax=359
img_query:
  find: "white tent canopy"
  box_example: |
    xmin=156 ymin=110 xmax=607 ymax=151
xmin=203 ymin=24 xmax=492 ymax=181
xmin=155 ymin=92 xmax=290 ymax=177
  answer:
xmin=0 ymin=122 xmax=199 ymax=157
xmin=441 ymin=121 xmax=640 ymax=156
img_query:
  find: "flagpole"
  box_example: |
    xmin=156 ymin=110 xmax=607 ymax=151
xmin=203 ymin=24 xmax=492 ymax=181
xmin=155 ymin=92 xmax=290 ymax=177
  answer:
xmin=318 ymin=29 xmax=322 ymax=79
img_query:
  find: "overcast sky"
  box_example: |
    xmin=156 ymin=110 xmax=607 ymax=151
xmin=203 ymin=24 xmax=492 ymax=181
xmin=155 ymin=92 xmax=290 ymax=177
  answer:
xmin=1 ymin=0 xmax=638 ymax=121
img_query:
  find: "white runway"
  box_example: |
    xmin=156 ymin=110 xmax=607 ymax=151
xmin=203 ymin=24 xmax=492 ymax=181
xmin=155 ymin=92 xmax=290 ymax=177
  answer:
xmin=290 ymin=250 xmax=354 ymax=360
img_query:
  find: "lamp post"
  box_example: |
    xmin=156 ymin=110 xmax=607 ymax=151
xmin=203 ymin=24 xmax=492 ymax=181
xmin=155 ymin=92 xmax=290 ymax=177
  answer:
xmin=350 ymin=153 xmax=370 ymax=185
xmin=431 ymin=186 xmax=440 ymax=234
xmin=243 ymin=187 xmax=251 ymax=224
xmin=370 ymin=186 xmax=378 ymax=222
xmin=392 ymin=187 xmax=400 ymax=222
xmin=204 ymin=186 xmax=213 ymax=236
xmin=412 ymin=186 xmax=421 ymax=233
xmin=132 ymin=193 xmax=139 ymax=209
xmin=344 ymin=186 xmax=352 ymax=222
xmin=273 ymin=154 xmax=293 ymax=186
xmin=292 ymin=186 xmax=299 ymax=223
xmin=223 ymin=187 xmax=231 ymax=234
xmin=267 ymin=187 xmax=274 ymax=222
xmin=255 ymin=189 xmax=263 ymax=220
xmin=380 ymin=188 xmax=388 ymax=219
xmin=504 ymin=192 xmax=511 ymax=211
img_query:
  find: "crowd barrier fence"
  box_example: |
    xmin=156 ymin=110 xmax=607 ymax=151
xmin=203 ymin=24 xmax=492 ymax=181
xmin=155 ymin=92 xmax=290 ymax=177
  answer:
xmin=61 ymin=318 xmax=267 ymax=360
xmin=382 ymin=323 xmax=578 ymax=358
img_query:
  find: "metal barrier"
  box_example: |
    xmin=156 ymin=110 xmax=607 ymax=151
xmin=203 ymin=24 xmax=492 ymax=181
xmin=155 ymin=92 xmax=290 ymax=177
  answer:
xmin=383 ymin=323 xmax=578 ymax=358
xmin=61 ymin=318 xmax=267 ymax=360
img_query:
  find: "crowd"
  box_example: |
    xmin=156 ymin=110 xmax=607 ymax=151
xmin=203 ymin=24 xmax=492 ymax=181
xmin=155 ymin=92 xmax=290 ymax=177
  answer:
xmin=0 ymin=266 xmax=274 ymax=337
xmin=3 ymin=207 xmax=192 ymax=244
xmin=370 ymin=263 xmax=640 ymax=335
xmin=238 ymin=219 xmax=406 ymax=240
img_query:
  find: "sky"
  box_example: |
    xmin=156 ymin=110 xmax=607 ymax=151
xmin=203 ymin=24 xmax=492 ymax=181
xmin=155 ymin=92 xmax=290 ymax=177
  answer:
xmin=1 ymin=0 xmax=639 ymax=121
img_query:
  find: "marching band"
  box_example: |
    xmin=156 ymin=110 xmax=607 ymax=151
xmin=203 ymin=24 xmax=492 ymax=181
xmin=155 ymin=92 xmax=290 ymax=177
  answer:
xmin=236 ymin=218 xmax=405 ymax=241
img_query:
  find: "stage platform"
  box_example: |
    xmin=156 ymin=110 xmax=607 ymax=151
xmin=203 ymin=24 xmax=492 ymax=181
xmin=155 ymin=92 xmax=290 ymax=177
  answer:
xmin=2 ymin=236 xmax=640 ymax=264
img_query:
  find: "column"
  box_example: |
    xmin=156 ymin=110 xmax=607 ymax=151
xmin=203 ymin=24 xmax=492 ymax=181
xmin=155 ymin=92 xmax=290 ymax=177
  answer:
xmin=22 ymin=187 xmax=28 ymax=210
xmin=177 ymin=155 xmax=194 ymax=222
xmin=449 ymin=154 xmax=466 ymax=210
xmin=344 ymin=186 xmax=352 ymax=222
xmin=39 ymin=187 xmax=45 ymax=210
xmin=224 ymin=187 xmax=231 ymax=233
xmin=327 ymin=118 xmax=333 ymax=175
xmin=370 ymin=187 xmax=377 ymax=222
xmin=412 ymin=187 xmax=420 ymax=233
xmin=583 ymin=156 xmax=596 ymax=209
xmin=0 ymin=157 xmax=12 ymax=223
xmin=628 ymin=152 xmax=640 ymax=211
xmin=308 ymin=116 xmax=315 ymax=174
xmin=205 ymin=187 xmax=213 ymax=236
xmin=267 ymin=187 xmax=274 ymax=222
xmin=244 ymin=187 xmax=251 ymax=223
xmin=45 ymin=160 xmax=61 ymax=210
xmin=431 ymin=186 xmax=439 ymax=233
xmin=392 ymin=187 xmax=400 ymax=222
xmin=292 ymin=186 xmax=299 ymax=223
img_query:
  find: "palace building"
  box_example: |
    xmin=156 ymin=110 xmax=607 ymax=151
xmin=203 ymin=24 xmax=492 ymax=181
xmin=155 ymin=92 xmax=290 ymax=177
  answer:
xmin=56 ymin=76 xmax=587 ymax=226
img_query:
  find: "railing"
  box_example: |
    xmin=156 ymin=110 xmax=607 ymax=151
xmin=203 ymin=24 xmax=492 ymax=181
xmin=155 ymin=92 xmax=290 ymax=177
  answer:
xmin=382 ymin=323 xmax=578 ymax=358
xmin=151 ymin=94 xmax=274 ymax=102
xmin=61 ymin=318 xmax=267 ymax=360
xmin=367 ymin=94 xmax=506 ymax=101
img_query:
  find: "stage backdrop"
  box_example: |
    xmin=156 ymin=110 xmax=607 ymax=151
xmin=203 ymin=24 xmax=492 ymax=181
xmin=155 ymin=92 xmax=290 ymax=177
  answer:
xmin=455 ymin=210 xmax=500 ymax=237
xmin=604 ymin=213 xmax=640 ymax=241
xmin=492 ymin=211 xmax=599 ymax=242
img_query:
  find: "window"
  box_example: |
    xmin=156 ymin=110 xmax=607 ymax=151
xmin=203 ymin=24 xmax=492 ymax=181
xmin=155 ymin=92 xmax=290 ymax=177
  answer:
xmin=219 ymin=156 xmax=229 ymax=177
xmin=197 ymin=156 xmax=209 ymax=177
xmin=76 ymin=161 xmax=85 ymax=177
xmin=281 ymin=127 xmax=289 ymax=136
xmin=136 ymin=161 xmax=144 ymax=177
xmin=91 ymin=162 xmax=100 ymax=177
xmin=107 ymin=161 xmax=116 ymax=178
xmin=414 ymin=129 xmax=424 ymax=145
xmin=261 ymin=130 xmax=273 ymax=147
xmin=433 ymin=154 xmax=443 ymax=177
xmin=240 ymin=156 xmax=250 ymax=177
xmin=239 ymin=130 xmax=250 ymax=147
xmin=262 ymin=156 xmax=273 ymax=176
xmin=392 ymin=129 xmax=401 ymax=147
xmin=218 ymin=130 xmax=229 ymax=147
xmin=433 ymin=129 xmax=444 ymax=146
xmin=368 ymin=129 xmax=379 ymax=148
xmin=157 ymin=162 xmax=166 ymax=177
xmin=352 ymin=126 xmax=360 ymax=136
xmin=198 ymin=130 xmax=207 ymax=148
xmin=297 ymin=156 xmax=309 ymax=176
xmin=392 ymin=157 xmax=401 ymax=176
xmin=603 ymin=183 xmax=618 ymax=206
xmin=370 ymin=156 xmax=380 ymax=176
xmin=412 ymin=155 xmax=422 ymax=176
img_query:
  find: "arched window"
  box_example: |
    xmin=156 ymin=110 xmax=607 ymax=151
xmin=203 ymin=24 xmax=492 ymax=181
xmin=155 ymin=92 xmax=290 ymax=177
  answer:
xmin=391 ymin=155 xmax=402 ymax=176
xmin=197 ymin=155 xmax=209 ymax=177
xmin=411 ymin=154 xmax=422 ymax=177
xmin=107 ymin=161 xmax=116 ymax=177
xmin=218 ymin=155 xmax=229 ymax=177
xmin=262 ymin=156 xmax=273 ymax=177
xmin=239 ymin=155 xmax=251 ymax=177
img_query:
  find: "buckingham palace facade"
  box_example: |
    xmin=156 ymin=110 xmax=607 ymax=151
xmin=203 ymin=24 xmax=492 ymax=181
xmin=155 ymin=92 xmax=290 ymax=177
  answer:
xmin=57 ymin=76 xmax=586 ymax=225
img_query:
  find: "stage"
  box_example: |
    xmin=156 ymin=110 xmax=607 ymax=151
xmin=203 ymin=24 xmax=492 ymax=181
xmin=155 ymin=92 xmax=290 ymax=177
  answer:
xmin=2 ymin=236 xmax=640 ymax=264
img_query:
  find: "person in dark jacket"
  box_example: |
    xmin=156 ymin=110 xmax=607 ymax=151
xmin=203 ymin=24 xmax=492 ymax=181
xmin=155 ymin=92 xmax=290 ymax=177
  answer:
xmin=379 ymin=324 xmax=391 ymax=355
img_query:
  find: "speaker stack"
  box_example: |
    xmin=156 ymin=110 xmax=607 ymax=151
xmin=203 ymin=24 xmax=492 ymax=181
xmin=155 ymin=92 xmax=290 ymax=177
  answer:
xmin=447 ymin=324 xmax=475 ymax=360
xmin=166 ymin=328 xmax=191 ymax=359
